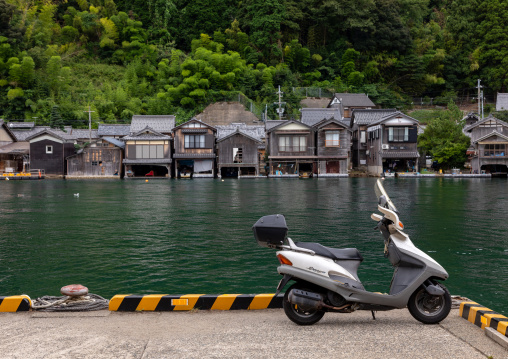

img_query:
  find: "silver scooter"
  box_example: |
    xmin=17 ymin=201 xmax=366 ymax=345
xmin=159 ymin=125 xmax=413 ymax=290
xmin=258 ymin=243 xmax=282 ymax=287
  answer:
xmin=253 ymin=179 xmax=451 ymax=325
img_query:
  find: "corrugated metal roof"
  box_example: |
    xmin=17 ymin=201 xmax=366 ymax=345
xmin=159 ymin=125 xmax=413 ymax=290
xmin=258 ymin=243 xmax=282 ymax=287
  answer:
xmin=130 ymin=115 xmax=175 ymax=133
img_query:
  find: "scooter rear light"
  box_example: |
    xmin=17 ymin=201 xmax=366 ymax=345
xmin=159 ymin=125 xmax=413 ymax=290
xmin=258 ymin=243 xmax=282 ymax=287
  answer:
xmin=399 ymin=221 xmax=404 ymax=229
xmin=277 ymin=254 xmax=293 ymax=266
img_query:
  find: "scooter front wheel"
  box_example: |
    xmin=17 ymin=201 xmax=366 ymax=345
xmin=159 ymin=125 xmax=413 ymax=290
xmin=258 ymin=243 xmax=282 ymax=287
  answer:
xmin=407 ymin=283 xmax=451 ymax=324
xmin=283 ymin=283 xmax=325 ymax=326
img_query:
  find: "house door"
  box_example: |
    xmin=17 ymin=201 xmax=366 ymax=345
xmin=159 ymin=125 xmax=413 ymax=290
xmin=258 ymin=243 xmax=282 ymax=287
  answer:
xmin=326 ymin=161 xmax=340 ymax=173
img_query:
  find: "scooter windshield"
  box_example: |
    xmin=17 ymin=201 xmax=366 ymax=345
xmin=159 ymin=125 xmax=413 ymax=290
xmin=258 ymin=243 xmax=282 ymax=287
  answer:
xmin=375 ymin=179 xmax=398 ymax=213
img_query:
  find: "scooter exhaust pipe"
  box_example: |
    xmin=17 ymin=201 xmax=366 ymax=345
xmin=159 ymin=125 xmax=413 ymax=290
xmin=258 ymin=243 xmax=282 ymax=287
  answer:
xmin=288 ymin=289 xmax=351 ymax=312
xmin=288 ymin=289 xmax=324 ymax=311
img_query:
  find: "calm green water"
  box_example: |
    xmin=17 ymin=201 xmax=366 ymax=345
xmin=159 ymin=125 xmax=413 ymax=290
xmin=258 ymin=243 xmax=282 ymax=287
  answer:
xmin=0 ymin=178 xmax=507 ymax=314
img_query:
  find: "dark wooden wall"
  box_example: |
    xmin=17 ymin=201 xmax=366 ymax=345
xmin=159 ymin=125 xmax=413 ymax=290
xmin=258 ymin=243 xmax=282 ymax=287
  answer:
xmin=217 ymin=134 xmax=259 ymax=165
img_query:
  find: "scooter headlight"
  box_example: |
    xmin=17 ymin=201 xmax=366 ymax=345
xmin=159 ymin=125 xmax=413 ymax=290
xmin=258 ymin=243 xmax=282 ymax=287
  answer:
xmin=277 ymin=254 xmax=293 ymax=266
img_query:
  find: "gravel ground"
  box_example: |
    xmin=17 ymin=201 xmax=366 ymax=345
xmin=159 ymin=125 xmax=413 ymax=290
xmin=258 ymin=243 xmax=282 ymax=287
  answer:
xmin=0 ymin=308 xmax=506 ymax=359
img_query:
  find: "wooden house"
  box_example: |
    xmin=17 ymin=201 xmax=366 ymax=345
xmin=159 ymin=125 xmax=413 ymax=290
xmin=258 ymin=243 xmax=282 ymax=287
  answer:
xmin=463 ymin=115 xmax=508 ymax=176
xmin=266 ymin=120 xmax=316 ymax=177
xmin=350 ymin=109 xmax=397 ymax=169
xmin=0 ymin=120 xmax=29 ymax=173
xmin=66 ymin=138 xmax=124 ymax=179
xmin=26 ymin=129 xmax=76 ymax=177
xmin=328 ymin=93 xmax=375 ymax=119
xmin=172 ymin=119 xmax=217 ymax=178
xmin=122 ymin=127 xmax=172 ymax=178
xmin=365 ymin=111 xmax=419 ymax=175
xmin=313 ymin=118 xmax=351 ymax=176
xmin=216 ymin=124 xmax=264 ymax=178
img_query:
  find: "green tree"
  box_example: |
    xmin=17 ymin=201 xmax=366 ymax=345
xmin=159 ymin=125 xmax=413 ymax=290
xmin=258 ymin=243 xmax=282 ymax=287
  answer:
xmin=418 ymin=102 xmax=471 ymax=169
xmin=50 ymin=105 xmax=65 ymax=131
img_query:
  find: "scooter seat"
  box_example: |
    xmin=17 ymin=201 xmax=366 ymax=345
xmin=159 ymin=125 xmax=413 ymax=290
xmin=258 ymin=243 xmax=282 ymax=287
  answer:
xmin=295 ymin=242 xmax=363 ymax=261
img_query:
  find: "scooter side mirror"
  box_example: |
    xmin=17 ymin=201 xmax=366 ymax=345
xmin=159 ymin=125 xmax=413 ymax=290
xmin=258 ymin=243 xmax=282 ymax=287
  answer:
xmin=379 ymin=195 xmax=388 ymax=208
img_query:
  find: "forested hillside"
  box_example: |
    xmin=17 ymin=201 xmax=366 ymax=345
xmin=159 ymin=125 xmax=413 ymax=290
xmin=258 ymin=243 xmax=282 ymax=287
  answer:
xmin=1 ymin=0 xmax=507 ymax=127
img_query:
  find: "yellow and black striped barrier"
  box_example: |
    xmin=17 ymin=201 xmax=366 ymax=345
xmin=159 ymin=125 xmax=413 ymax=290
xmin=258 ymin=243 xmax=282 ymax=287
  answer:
xmin=109 ymin=294 xmax=283 ymax=312
xmin=460 ymin=301 xmax=508 ymax=337
xmin=0 ymin=295 xmax=31 ymax=312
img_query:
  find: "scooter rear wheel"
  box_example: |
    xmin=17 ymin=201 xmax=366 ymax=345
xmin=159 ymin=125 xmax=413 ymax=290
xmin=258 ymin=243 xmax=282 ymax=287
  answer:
xmin=407 ymin=283 xmax=451 ymax=324
xmin=283 ymin=283 xmax=325 ymax=326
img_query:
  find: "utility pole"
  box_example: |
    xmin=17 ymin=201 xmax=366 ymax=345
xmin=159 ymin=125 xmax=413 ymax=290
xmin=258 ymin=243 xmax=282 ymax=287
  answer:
xmin=481 ymin=91 xmax=484 ymax=119
xmin=477 ymin=79 xmax=483 ymax=116
xmin=274 ymin=86 xmax=286 ymax=121
xmin=84 ymin=105 xmax=95 ymax=143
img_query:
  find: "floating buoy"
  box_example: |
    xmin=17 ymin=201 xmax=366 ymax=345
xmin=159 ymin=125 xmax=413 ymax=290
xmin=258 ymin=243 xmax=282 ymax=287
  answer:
xmin=60 ymin=284 xmax=88 ymax=297
xmin=5 ymin=177 xmax=9 ymax=181
xmin=145 ymin=179 xmax=148 ymax=182
xmin=74 ymin=193 xmax=79 ymax=197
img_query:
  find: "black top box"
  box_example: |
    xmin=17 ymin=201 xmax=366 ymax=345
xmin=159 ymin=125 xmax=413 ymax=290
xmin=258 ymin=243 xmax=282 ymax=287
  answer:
xmin=253 ymin=214 xmax=288 ymax=248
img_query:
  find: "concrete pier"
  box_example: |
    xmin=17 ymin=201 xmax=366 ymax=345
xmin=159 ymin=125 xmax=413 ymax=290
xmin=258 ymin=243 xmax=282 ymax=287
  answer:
xmin=1 ymin=308 xmax=506 ymax=358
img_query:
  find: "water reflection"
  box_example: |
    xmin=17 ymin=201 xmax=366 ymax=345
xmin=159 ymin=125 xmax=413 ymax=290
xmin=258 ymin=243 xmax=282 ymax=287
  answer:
xmin=0 ymin=178 xmax=506 ymax=314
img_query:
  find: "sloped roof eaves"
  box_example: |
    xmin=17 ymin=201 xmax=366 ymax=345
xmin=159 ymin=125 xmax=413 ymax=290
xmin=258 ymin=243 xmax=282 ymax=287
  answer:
xmin=267 ymin=120 xmax=313 ymax=133
xmin=464 ymin=116 xmax=508 ymax=132
xmin=12 ymin=126 xmax=74 ymax=141
xmin=26 ymin=129 xmax=77 ymax=142
xmin=173 ymin=153 xmax=216 ymax=159
xmin=217 ymin=130 xmax=262 ymax=144
xmin=474 ymin=131 xmax=508 ymax=143
xmin=103 ymin=137 xmax=126 ymax=148
xmin=380 ymin=151 xmax=420 ymax=158
xmin=173 ymin=118 xmax=216 ymax=132
xmin=265 ymin=120 xmax=287 ymax=131
xmin=0 ymin=141 xmax=29 ymax=154
xmin=122 ymin=134 xmax=171 ymax=141
xmin=123 ymin=158 xmax=172 ymax=164
xmin=369 ymin=111 xmax=419 ymax=126
xmin=352 ymin=109 xmax=398 ymax=125
xmin=312 ymin=118 xmax=351 ymax=131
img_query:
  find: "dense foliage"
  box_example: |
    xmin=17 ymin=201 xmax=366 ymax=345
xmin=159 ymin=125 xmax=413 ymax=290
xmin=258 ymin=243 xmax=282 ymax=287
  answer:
xmin=0 ymin=0 xmax=507 ymax=126
xmin=417 ymin=102 xmax=471 ymax=168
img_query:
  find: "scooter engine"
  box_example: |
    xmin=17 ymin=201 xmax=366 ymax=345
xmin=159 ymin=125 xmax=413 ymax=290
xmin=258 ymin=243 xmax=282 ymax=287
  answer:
xmin=327 ymin=291 xmax=347 ymax=307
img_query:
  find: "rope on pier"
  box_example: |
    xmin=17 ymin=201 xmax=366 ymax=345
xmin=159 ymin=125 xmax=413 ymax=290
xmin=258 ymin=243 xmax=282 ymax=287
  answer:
xmin=31 ymin=293 xmax=109 ymax=311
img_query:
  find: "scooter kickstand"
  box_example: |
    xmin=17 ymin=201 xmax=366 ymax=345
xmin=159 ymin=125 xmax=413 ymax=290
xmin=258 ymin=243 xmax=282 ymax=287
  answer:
xmin=371 ymin=310 xmax=376 ymax=320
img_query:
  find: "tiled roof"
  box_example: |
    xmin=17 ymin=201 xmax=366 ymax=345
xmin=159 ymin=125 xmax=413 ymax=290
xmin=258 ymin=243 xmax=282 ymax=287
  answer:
xmin=332 ymin=93 xmax=376 ymax=107
xmin=6 ymin=121 xmax=35 ymax=129
xmin=130 ymin=115 xmax=175 ymax=133
xmin=12 ymin=126 xmax=73 ymax=141
xmin=0 ymin=142 xmax=29 ymax=154
xmin=70 ymin=129 xmax=99 ymax=140
xmin=496 ymin=93 xmax=508 ymax=111
xmin=98 ymin=124 xmax=131 ymax=136
xmin=370 ymin=111 xmax=418 ymax=126
xmin=122 ymin=126 xmax=171 ymax=141
xmin=380 ymin=151 xmax=420 ymax=158
xmin=216 ymin=124 xmax=265 ymax=142
xmin=351 ymin=109 xmax=397 ymax=126
xmin=300 ymin=108 xmax=342 ymax=126
xmin=463 ymin=115 xmax=508 ymax=132
xmin=25 ymin=129 xmax=77 ymax=142
xmin=265 ymin=120 xmax=287 ymax=131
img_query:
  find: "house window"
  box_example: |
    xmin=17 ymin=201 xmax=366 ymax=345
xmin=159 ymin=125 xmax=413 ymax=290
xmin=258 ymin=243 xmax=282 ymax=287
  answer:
xmin=135 ymin=145 xmax=164 ymax=159
xmin=233 ymin=148 xmax=243 ymax=163
xmin=360 ymin=131 xmax=366 ymax=144
xmin=484 ymin=144 xmax=506 ymax=157
xmin=185 ymin=135 xmax=205 ymax=148
xmin=46 ymin=145 xmax=53 ymax=154
xmin=92 ymin=161 xmax=98 ymax=166
xmin=279 ymin=136 xmax=307 ymax=152
xmin=325 ymin=131 xmax=340 ymax=147
xmin=389 ymin=127 xmax=409 ymax=142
